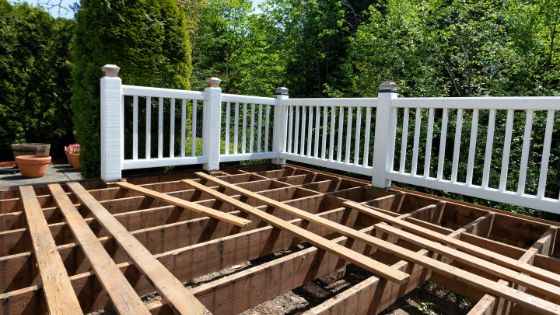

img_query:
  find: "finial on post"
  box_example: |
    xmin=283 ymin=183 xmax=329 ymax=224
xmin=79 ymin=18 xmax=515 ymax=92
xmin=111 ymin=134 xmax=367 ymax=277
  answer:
xmin=275 ymin=87 xmax=289 ymax=96
xmin=378 ymin=81 xmax=398 ymax=93
xmin=206 ymin=77 xmax=221 ymax=88
xmin=102 ymin=64 xmax=120 ymax=77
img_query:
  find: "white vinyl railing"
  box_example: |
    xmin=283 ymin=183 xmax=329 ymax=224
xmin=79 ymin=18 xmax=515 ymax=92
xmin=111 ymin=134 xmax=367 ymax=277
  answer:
xmin=120 ymin=85 xmax=206 ymax=170
xmin=387 ymin=98 xmax=559 ymax=212
xmin=100 ymin=64 xmax=559 ymax=213
xmin=279 ymin=98 xmax=378 ymax=176
xmin=219 ymin=94 xmax=278 ymax=162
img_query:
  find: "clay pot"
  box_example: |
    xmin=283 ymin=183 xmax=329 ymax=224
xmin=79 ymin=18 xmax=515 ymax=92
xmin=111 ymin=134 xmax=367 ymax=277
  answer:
xmin=66 ymin=152 xmax=80 ymax=171
xmin=15 ymin=155 xmax=51 ymax=178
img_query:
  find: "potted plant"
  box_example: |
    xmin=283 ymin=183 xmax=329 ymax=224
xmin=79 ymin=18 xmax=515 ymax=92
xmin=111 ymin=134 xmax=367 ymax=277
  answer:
xmin=15 ymin=155 xmax=52 ymax=178
xmin=65 ymin=143 xmax=80 ymax=171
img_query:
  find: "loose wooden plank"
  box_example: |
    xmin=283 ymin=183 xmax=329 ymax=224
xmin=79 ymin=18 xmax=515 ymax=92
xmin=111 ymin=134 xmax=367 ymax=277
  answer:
xmin=48 ymin=184 xmax=150 ymax=315
xmin=18 ymin=185 xmax=83 ymax=315
xmin=345 ymin=200 xmax=560 ymax=288
xmin=117 ymin=181 xmax=250 ymax=227
xmin=468 ymin=226 xmax=558 ymax=315
xmin=375 ymin=223 xmax=560 ymax=302
xmin=197 ymin=173 xmax=560 ymax=314
xmin=66 ymin=182 xmax=209 ymax=315
xmin=183 ymin=179 xmax=409 ymax=284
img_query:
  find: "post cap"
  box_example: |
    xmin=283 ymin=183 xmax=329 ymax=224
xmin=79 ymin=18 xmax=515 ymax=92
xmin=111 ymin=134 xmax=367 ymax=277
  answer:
xmin=275 ymin=87 xmax=289 ymax=96
xmin=206 ymin=77 xmax=221 ymax=88
xmin=101 ymin=64 xmax=120 ymax=77
xmin=378 ymin=81 xmax=398 ymax=93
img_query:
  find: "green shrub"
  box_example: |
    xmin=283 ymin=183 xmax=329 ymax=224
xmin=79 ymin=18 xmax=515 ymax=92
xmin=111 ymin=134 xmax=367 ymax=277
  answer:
xmin=0 ymin=0 xmax=74 ymax=160
xmin=71 ymin=0 xmax=191 ymax=178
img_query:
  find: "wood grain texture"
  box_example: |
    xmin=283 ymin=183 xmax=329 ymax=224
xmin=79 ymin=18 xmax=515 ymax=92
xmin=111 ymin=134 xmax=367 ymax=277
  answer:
xmin=183 ymin=179 xmax=409 ymax=284
xmin=117 ymin=181 xmax=250 ymax=227
xmin=19 ymin=185 xmax=83 ymax=315
xmin=346 ymin=200 xmax=560 ymax=287
xmin=66 ymin=182 xmax=209 ymax=315
xmin=48 ymin=184 xmax=150 ymax=315
xmin=197 ymin=173 xmax=560 ymax=314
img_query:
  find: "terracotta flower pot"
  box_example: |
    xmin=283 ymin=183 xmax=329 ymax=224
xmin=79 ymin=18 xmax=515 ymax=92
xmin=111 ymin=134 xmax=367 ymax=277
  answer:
xmin=15 ymin=155 xmax=51 ymax=178
xmin=66 ymin=152 xmax=80 ymax=171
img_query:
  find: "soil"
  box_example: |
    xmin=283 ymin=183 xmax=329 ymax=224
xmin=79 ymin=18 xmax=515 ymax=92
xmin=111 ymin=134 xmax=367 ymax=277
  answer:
xmin=87 ymin=246 xmax=473 ymax=315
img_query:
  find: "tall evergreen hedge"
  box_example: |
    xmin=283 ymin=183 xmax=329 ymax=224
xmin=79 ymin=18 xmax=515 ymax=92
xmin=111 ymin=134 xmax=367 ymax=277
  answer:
xmin=0 ymin=0 xmax=74 ymax=160
xmin=72 ymin=0 xmax=191 ymax=178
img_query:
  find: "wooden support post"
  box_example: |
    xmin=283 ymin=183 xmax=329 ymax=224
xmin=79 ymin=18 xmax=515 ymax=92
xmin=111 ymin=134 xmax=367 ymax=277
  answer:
xmin=48 ymin=184 xmax=150 ymax=314
xmin=183 ymin=179 xmax=409 ymax=284
xmin=196 ymin=172 xmax=560 ymax=315
xmin=117 ymin=181 xmax=251 ymax=227
xmin=66 ymin=182 xmax=209 ymax=315
xmin=18 ymin=186 xmax=83 ymax=315
xmin=345 ymin=200 xmax=560 ymax=287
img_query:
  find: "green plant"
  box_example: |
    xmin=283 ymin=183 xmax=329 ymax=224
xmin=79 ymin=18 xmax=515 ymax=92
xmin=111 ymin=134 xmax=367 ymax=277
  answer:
xmin=71 ymin=0 xmax=191 ymax=178
xmin=0 ymin=0 xmax=75 ymax=160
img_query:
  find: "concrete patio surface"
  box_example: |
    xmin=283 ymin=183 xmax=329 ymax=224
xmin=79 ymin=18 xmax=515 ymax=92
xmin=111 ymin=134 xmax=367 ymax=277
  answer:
xmin=0 ymin=163 xmax=82 ymax=188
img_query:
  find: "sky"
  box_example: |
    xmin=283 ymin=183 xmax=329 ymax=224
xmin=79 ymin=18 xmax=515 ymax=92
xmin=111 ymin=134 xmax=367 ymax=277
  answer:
xmin=9 ymin=0 xmax=267 ymax=19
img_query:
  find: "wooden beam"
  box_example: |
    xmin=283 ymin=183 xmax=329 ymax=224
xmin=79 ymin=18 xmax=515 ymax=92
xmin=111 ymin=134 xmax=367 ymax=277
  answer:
xmin=117 ymin=181 xmax=251 ymax=227
xmin=196 ymin=173 xmax=560 ymax=314
xmin=469 ymin=226 xmax=558 ymax=315
xmin=345 ymin=200 xmax=560 ymax=288
xmin=183 ymin=179 xmax=409 ymax=284
xmin=66 ymin=182 xmax=209 ymax=315
xmin=18 ymin=186 xmax=83 ymax=315
xmin=0 ymin=207 xmax=357 ymax=314
xmin=375 ymin=223 xmax=560 ymax=302
xmin=48 ymin=184 xmax=150 ymax=315
xmin=307 ymin=207 xmax=490 ymax=315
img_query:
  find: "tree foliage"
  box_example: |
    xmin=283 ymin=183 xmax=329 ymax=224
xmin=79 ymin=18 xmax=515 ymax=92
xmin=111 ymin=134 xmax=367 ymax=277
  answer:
xmin=188 ymin=0 xmax=284 ymax=95
xmin=0 ymin=0 xmax=74 ymax=160
xmin=71 ymin=0 xmax=191 ymax=177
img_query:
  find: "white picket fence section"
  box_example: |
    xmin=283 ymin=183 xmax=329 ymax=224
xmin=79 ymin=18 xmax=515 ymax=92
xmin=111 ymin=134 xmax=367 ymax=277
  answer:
xmin=219 ymin=94 xmax=278 ymax=162
xmin=120 ymin=85 xmax=206 ymax=170
xmin=387 ymin=97 xmax=560 ymax=212
xmin=279 ymin=98 xmax=378 ymax=176
xmin=100 ymin=65 xmax=559 ymax=213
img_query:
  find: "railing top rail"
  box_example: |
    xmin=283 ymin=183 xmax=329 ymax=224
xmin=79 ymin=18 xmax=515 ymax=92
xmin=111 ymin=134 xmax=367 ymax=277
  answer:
xmin=393 ymin=96 xmax=560 ymax=110
xmin=221 ymin=93 xmax=276 ymax=105
xmin=122 ymin=85 xmax=205 ymax=100
xmin=282 ymin=98 xmax=378 ymax=107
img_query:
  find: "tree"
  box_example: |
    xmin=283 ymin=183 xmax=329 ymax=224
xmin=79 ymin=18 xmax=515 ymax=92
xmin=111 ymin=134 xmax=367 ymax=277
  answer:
xmin=71 ymin=0 xmax=191 ymax=177
xmin=0 ymin=0 xmax=74 ymax=160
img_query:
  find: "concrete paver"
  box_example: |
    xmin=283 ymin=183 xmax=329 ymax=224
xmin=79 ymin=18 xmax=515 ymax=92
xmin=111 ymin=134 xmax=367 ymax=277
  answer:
xmin=0 ymin=164 xmax=82 ymax=188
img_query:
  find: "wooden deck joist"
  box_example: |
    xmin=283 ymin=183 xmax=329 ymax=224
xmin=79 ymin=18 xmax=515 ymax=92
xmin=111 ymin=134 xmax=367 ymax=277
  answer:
xmin=183 ymin=179 xmax=409 ymax=284
xmin=117 ymin=181 xmax=251 ymax=227
xmin=3 ymin=164 xmax=560 ymax=315
xmin=18 ymin=186 xmax=83 ymax=315
xmin=48 ymin=184 xmax=150 ymax=314
xmin=196 ymin=173 xmax=560 ymax=315
xmin=345 ymin=201 xmax=560 ymax=287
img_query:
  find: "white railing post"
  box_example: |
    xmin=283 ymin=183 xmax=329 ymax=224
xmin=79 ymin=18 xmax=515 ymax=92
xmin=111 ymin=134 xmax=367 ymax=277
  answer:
xmin=202 ymin=77 xmax=222 ymax=170
xmin=272 ymin=87 xmax=289 ymax=164
xmin=100 ymin=64 xmax=123 ymax=181
xmin=372 ymin=81 xmax=398 ymax=187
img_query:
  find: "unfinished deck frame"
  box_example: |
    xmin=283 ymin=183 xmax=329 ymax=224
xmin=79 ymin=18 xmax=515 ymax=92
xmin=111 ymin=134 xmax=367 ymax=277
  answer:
xmin=2 ymin=164 xmax=560 ymax=314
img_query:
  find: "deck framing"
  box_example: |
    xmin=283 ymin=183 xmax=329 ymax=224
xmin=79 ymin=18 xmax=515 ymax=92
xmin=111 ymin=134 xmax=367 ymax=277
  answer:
xmin=1 ymin=163 xmax=560 ymax=315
